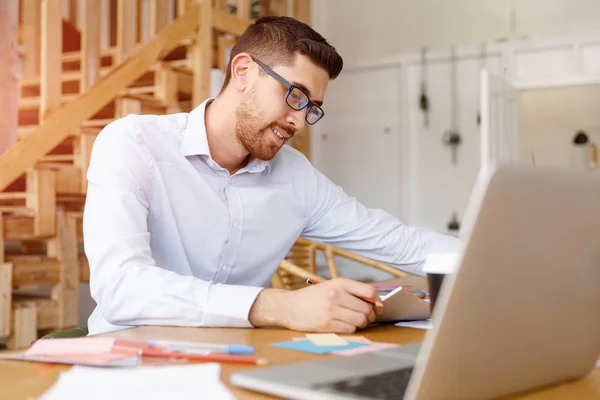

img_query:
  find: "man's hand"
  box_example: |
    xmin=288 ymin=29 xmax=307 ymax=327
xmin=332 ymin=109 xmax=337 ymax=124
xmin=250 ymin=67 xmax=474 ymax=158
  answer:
xmin=249 ymin=278 xmax=384 ymax=333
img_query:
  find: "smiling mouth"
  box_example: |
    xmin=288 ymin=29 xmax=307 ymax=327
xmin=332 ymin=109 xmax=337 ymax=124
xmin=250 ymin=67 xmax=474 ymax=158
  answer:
xmin=271 ymin=126 xmax=291 ymax=140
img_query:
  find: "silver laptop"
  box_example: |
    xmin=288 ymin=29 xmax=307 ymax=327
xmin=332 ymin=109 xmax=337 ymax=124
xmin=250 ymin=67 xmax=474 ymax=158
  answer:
xmin=231 ymin=167 xmax=600 ymax=399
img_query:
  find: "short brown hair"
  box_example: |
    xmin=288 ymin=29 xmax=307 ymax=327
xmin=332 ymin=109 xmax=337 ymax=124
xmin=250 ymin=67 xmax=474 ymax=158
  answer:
xmin=221 ymin=16 xmax=343 ymax=90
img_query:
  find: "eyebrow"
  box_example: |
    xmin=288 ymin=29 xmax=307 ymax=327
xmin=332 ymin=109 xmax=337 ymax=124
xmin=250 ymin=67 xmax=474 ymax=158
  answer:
xmin=292 ymin=81 xmax=324 ymax=106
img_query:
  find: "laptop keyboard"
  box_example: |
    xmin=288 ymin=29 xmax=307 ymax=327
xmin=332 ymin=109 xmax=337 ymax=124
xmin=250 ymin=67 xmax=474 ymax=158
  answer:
xmin=313 ymin=367 xmax=413 ymax=400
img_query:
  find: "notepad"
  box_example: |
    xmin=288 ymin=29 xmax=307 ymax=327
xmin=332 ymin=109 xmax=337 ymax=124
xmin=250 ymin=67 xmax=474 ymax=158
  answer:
xmin=271 ymin=339 xmax=369 ymax=355
xmin=375 ymin=285 xmax=431 ymax=322
xmin=306 ymin=333 xmax=348 ymax=346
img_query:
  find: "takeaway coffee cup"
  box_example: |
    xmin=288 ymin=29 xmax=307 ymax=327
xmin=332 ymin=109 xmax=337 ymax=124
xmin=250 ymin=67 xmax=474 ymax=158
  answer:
xmin=422 ymin=253 xmax=460 ymax=312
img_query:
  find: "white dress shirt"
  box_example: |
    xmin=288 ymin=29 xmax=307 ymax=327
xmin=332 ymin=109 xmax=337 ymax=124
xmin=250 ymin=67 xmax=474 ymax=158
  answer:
xmin=84 ymin=99 xmax=461 ymax=335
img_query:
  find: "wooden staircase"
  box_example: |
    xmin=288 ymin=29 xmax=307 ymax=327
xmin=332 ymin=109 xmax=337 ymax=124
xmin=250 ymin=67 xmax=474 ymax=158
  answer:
xmin=0 ymin=0 xmax=308 ymax=349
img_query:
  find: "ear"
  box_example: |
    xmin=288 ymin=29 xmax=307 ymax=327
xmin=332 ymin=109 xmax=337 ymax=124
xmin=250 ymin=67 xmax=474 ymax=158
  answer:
xmin=230 ymin=53 xmax=254 ymax=92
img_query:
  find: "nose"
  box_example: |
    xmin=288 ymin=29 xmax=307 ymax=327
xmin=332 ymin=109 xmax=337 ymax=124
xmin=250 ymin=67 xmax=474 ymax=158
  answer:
xmin=286 ymin=108 xmax=306 ymax=132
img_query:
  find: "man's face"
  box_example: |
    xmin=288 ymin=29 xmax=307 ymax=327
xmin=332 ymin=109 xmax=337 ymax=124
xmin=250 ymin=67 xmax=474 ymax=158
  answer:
xmin=235 ymin=53 xmax=329 ymax=161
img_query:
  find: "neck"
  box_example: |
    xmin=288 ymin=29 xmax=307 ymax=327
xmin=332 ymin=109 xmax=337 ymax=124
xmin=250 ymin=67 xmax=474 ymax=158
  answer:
xmin=204 ymin=92 xmax=249 ymax=175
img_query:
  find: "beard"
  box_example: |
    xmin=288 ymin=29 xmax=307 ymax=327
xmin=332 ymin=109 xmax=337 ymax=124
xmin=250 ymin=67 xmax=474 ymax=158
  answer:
xmin=235 ymin=87 xmax=295 ymax=161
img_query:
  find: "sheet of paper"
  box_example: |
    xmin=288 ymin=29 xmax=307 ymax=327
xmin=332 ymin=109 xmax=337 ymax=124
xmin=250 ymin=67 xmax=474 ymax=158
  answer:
xmin=395 ymin=320 xmax=433 ymax=330
xmin=332 ymin=342 xmax=399 ymax=356
xmin=306 ymin=333 xmax=348 ymax=346
xmin=338 ymin=335 xmax=372 ymax=344
xmin=271 ymin=339 xmax=368 ymax=355
xmin=26 ymin=338 xmax=116 ymax=355
xmin=39 ymin=363 xmax=235 ymax=400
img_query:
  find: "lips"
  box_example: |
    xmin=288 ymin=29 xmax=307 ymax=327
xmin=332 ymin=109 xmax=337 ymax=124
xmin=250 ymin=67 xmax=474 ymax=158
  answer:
xmin=271 ymin=126 xmax=291 ymax=140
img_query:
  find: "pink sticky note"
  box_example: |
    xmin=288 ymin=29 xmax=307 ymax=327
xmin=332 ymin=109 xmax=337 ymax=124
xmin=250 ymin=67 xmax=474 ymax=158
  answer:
xmin=332 ymin=342 xmax=399 ymax=356
xmin=26 ymin=338 xmax=116 ymax=355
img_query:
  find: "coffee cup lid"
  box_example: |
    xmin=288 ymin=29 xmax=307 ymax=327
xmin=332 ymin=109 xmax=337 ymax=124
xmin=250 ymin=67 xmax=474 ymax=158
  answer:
xmin=422 ymin=252 xmax=461 ymax=274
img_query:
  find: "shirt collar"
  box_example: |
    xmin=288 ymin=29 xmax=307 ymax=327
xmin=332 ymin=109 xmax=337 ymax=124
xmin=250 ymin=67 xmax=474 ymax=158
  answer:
xmin=180 ymin=98 xmax=272 ymax=174
xmin=180 ymin=98 xmax=213 ymax=157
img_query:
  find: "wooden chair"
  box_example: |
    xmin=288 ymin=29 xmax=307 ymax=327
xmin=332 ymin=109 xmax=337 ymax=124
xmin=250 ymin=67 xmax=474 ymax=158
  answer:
xmin=271 ymin=238 xmax=412 ymax=290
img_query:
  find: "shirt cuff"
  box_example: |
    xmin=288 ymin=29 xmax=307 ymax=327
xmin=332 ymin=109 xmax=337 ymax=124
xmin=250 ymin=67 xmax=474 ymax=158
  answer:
xmin=202 ymin=284 xmax=265 ymax=327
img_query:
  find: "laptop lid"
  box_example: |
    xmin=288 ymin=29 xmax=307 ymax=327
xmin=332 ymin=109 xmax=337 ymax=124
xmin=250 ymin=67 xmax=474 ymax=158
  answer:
xmin=406 ymin=166 xmax=600 ymax=399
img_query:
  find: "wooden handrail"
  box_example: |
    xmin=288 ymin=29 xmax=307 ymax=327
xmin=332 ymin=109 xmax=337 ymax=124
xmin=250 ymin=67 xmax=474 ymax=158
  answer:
xmin=0 ymin=4 xmax=202 ymax=192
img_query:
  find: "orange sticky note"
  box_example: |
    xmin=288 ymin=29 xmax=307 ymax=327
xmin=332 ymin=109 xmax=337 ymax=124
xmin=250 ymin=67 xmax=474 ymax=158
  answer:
xmin=338 ymin=335 xmax=372 ymax=344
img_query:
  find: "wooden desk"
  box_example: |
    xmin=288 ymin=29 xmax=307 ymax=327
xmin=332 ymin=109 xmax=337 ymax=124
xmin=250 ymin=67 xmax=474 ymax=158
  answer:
xmin=1 ymin=325 xmax=599 ymax=399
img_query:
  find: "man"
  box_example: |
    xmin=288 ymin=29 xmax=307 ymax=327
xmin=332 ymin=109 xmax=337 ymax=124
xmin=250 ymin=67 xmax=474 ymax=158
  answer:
xmin=83 ymin=16 xmax=460 ymax=335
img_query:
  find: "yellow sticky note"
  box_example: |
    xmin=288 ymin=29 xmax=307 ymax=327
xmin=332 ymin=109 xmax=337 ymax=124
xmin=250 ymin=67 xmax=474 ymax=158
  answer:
xmin=339 ymin=335 xmax=372 ymax=344
xmin=306 ymin=333 xmax=348 ymax=346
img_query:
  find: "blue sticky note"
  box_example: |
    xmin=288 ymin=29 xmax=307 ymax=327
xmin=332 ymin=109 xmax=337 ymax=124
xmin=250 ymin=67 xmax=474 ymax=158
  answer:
xmin=271 ymin=339 xmax=369 ymax=355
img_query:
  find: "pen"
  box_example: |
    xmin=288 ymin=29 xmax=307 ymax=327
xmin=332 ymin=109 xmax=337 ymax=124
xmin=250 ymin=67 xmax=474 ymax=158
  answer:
xmin=113 ymin=346 xmax=267 ymax=365
xmin=305 ymin=278 xmax=384 ymax=309
xmin=147 ymin=340 xmax=255 ymax=355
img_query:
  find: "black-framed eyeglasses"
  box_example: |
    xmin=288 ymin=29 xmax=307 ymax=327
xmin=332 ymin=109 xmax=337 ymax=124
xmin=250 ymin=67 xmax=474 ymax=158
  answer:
xmin=252 ymin=56 xmax=325 ymax=125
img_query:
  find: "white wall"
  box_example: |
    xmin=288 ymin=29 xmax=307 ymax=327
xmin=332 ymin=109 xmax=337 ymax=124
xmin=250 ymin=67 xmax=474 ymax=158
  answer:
xmin=312 ymin=0 xmax=600 ymax=66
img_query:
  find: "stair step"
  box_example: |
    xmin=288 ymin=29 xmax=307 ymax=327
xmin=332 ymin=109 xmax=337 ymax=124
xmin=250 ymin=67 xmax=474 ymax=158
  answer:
xmin=62 ymin=46 xmax=116 ymax=64
xmin=19 ymin=67 xmax=112 ymax=88
xmin=0 ymin=206 xmax=35 ymax=217
xmin=12 ymin=295 xmax=59 ymax=330
xmin=39 ymin=155 xmax=76 ymax=163
xmin=3 ymin=215 xmax=37 ymax=240
xmin=18 ymin=94 xmax=78 ymax=111
xmin=122 ymin=85 xmax=157 ymax=95
xmin=18 ymin=118 xmax=114 ymax=138
xmin=0 ymin=192 xmax=27 ymax=201
xmin=7 ymin=255 xmax=61 ymax=287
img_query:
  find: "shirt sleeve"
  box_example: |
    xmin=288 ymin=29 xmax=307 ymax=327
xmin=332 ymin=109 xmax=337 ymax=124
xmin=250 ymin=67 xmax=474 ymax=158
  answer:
xmin=301 ymin=165 xmax=462 ymax=276
xmin=83 ymin=117 xmax=263 ymax=329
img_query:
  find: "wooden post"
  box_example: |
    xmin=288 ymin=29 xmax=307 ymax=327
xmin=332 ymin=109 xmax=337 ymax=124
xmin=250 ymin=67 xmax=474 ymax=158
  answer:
xmin=116 ymin=0 xmax=138 ymax=63
xmin=7 ymin=301 xmax=37 ymax=349
xmin=236 ymin=0 xmax=251 ymax=18
xmin=74 ymin=132 xmax=98 ymax=194
xmin=25 ymin=168 xmax=57 ymax=237
xmin=292 ymin=0 xmax=311 ymax=160
xmin=48 ymin=211 xmax=79 ymax=328
xmin=21 ymin=0 xmax=41 ymax=79
xmin=40 ymin=0 xmax=63 ymax=122
xmin=69 ymin=0 xmax=79 ymax=26
xmin=0 ymin=1 xmax=18 ymax=153
xmin=192 ymin=0 xmax=213 ymax=107
xmin=156 ymin=64 xmax=181 ymax=113
xmin=0 ymin=0 xmax=19 ymax=155
xmin=151 ymin=0 xmax=169 ymax=34
xmin=81 ymin=0 xmax=102 ymax=90
xmin=177 ymin=0 xmax=196 ymax=17
xmin=0 ymin=262 xmax=11 ymax=338
xmin=0 ymin=214 xmax=4 ymax=263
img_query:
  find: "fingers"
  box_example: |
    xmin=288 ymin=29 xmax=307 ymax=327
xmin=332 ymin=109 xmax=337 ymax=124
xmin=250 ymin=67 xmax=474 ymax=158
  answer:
xmin=333 ymin=306 xmax=372 ymax=330
xmin=331 ymin=278 xmax=384 ymax=315
xmin=336 ymin=291 xmax=376 ymax=324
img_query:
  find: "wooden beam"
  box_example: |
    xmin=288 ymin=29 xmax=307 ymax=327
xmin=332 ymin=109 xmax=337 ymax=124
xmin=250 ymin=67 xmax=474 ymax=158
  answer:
xmin=151 ymin=0 xmax=170 ymax=34
xmin=21 ymin=0 xmax=41 ymax=78
xmin=48 ymin=211 xmax=79 ymax=328
xmin=213 ymin=9 xmax=251 ymax=36
xmin=0 ymin=263 xmax=11 ymax=337
xmin=55 ymin=165 xmax=83 ymax=194
xmin=40 ymin=0 xmax=63 ymax=122
xmin=0 ymin=0 xmax=19 ymax=155
xmin=116 ymin=0 xmax=138 ymax=63
xmin=0 ymin=4 xmax=202 ymax=192
xmin=25 ymin=168 xmax=57 ymax=237
xmin=192 ymin=0 xmax=213 ymax=107
xmin=81 ymin=0 xmax=102 ymax=90
xmin=2 ymin=216 xmax=35 ymax=240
